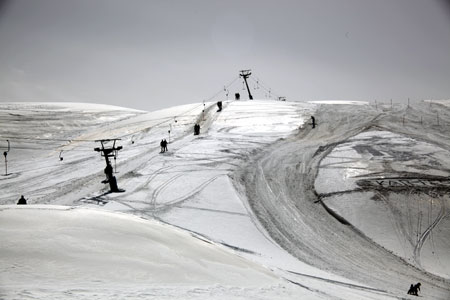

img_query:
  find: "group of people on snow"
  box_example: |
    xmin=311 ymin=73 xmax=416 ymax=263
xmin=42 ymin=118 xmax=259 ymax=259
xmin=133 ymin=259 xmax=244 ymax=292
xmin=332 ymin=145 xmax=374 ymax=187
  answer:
xmin=194 ymin=124 xmax=200 ymax=135
xmin=160 ymin=139 xmax=168 ymax=153
xmin=407 ymin=282 xmax=421 ymax=296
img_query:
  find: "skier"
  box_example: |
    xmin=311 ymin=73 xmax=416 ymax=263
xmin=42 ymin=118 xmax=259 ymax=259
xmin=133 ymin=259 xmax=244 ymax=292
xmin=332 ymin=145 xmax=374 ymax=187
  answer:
xmin=407 ymin=284 xmax=414 ymax=295
xmin=194 ymin=124 xmax=200 ymax=135
xmin=217 ymin=101 xmax=222 ymax=112
xmin=235 ymin=93 xmax=240 ymax=100
xmin=17 ymin=195 xmax=27 ymax=205
xmin=413 ymin=283 xmax=421 ymax=296
xmin=311 ymin=116 xmax=316 ymax=128
xmin=163 ymin=139 xmax=168 ymax=152
xmin=160 ymin=139 xmax=165 ymax=153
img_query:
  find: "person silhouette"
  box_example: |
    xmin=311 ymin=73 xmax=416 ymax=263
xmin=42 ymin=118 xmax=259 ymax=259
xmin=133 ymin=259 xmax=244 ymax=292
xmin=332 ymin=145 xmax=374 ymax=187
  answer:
xmin=413 ymin=283 xmax=421 ymax=296
xmin=407 ymin=284 xmax=414 ymax=295
xmin=17 ymin=195 xmax=27 ymax=205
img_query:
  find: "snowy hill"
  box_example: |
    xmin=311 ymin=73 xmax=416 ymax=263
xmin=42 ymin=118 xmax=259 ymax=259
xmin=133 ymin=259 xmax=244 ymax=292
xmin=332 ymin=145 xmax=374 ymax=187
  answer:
xmin=1 ymin=100 xmax=449 ymax=299
xmin=0 ymin=205 xmax=283 ymax=299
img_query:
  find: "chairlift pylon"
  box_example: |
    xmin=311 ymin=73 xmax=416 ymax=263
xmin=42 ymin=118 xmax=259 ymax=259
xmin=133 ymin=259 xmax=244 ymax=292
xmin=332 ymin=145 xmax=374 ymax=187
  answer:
xmin=239 ymin=70 xmax=253 ymax=100
xmin=94 ymin=139 xmax=123 ymax=193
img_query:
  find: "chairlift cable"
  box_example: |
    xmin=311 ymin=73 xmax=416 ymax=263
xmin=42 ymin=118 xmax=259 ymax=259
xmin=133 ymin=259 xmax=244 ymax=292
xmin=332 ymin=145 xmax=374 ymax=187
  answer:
xmin=116 ymin=77 xmax=239 ymax=141
xmin=250 ymin=78 xmax=277 ymax=97
xmin=5 ymin=145 xmax=92 ymax=152
xmin=0 ymin=75 xmax=251 ymax=154
xmin=249 ymin=76 xmax=281 ymax=99
xmin=0 ymin=136 xmax=97 ymax=142
xmin=204 ymin=76 xmax=240 ymax=103
xmin=2 ymin=76 xmax=241 ymax=145
xmin=0 ymin=139 xmax=93 ymax=151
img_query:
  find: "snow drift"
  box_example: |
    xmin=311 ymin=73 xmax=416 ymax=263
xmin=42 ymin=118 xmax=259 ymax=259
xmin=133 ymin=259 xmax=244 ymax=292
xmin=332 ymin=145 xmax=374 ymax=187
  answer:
xmin=0 ymin=205 xmax=277 ymax=285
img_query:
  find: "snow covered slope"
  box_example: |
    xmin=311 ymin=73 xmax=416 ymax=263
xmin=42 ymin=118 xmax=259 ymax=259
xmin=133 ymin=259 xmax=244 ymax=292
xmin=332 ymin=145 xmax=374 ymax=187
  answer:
xmin=0 ymin=205 xmax=288 ymax=299
xmin=1 ymin=100 xmax=450 ymax=299
xmin=316 ymin=130 xmax=450 ymax=279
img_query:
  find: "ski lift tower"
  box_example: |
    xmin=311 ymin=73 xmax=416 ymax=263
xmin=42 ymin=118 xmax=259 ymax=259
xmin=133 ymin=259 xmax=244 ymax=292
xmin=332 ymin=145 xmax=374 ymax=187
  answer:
xmin=240 ymin=69 xmax=253 ymax=100
xmin=94 ymin=139 xmax=123 ymax=193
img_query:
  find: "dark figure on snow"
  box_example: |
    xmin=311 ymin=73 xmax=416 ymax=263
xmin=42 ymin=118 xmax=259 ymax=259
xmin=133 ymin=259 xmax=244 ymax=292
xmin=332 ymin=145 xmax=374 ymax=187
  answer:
xmin=194 ymin=124 xmax=200 ymax=135
xmin=407 ymin=282 xmax=421 ymax=296
xmin=104 ymin=164 xmax=113 ymax=182
xmin=217 ymin=101 xmax=222 ymax=112
xmin=163 ymin=139 xmax=168 ymax=152
xmin=17 ymin=195 xmax=27 ymax=205
xmin=235 ymin=93 xmax=240 ymax=100
xmin=407 ymin=284 xmax=414 ymax=295
xmin=413 ymin=282 xmax=421 ymax=296
xmin=311 ymin=116 xmax=316 ymax=128
xmin=160 ymin=139 xmax=165 ymax=153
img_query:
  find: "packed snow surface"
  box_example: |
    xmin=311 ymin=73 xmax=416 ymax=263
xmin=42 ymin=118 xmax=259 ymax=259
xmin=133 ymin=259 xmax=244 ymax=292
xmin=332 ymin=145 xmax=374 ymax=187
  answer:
xmin=1 ymin=99 xmax=450 ymax=299
xmin=0 ymin=205 xmax=285 ymax=299
xmin=316 ymin=130 xmax=450 ymax=279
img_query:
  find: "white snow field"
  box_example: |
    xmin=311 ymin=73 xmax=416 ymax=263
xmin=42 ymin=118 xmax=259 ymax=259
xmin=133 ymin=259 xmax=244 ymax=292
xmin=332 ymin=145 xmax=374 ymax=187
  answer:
xmin=0 ymin=205 xmax=284 ymax=299
xmin=1 ymin=100 xmax=450 ymax=299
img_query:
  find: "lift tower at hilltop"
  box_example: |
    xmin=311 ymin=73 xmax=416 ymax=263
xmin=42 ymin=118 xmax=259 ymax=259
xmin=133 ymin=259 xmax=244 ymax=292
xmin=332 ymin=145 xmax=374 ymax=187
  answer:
xmin=240 ymin=69 xmax=253 ymax=100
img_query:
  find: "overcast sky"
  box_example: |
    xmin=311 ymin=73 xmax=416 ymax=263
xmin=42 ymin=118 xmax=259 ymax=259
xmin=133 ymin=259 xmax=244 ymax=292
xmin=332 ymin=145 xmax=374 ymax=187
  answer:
xmin=0 ymin=0 xmax=449 ymax=112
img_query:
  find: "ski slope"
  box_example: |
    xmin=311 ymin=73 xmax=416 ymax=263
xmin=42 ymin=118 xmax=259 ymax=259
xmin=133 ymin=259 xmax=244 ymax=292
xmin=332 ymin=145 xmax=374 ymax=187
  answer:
xmin=1 ymin=100 xmax=449 ymax=299
xmin=0 ymin=205 xmax=286 ymax=299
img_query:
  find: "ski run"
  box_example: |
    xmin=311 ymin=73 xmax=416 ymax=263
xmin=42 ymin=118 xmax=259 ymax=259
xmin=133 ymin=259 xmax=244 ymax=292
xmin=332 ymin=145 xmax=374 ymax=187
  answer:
xmin=1 ymin=99 xmax=449 ymax=299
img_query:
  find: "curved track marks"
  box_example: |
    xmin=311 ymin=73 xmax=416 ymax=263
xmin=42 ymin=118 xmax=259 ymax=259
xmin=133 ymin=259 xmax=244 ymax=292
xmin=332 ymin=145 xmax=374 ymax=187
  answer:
xmin=236 ymin=104 xmax=450 ymax=298
xmin=414 ymin=197 xmax=447 ymax=266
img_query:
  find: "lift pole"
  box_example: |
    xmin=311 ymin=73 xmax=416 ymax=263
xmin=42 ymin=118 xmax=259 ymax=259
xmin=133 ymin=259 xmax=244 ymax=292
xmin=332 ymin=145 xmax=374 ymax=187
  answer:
xmin=94 ymin=139 xmax=123 ymax=193
xmin=240 ymin=70 xmax=253 ymax=100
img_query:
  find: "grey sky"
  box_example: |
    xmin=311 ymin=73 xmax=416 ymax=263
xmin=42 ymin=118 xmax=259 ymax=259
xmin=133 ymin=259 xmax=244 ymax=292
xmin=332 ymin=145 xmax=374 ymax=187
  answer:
xmin=0 ymin=0 xmax=449 ymax=112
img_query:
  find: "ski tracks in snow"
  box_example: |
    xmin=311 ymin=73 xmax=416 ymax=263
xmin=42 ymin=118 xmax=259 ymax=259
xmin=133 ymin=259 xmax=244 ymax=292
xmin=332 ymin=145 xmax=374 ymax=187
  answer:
xmin=413 ymin=196 xmax=447 ymax=266
xmin=237 ymin=104 xmax=450 ymax=298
